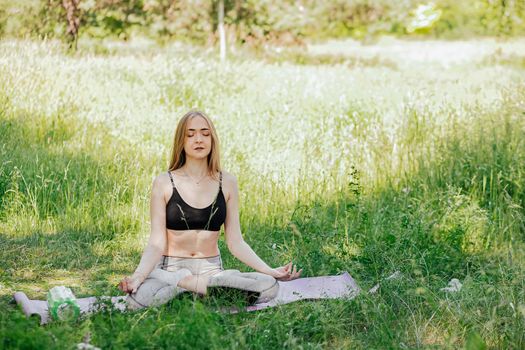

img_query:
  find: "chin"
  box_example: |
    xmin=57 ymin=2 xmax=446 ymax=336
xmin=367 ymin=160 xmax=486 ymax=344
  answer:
xmin=188 ymin=152 xmax=210 ymax=160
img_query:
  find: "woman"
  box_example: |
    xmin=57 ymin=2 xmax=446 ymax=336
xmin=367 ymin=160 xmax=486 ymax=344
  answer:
xmin=119 ymin=110 xmax=302 ymax=309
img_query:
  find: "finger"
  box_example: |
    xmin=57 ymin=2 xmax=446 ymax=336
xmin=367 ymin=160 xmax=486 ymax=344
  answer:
xmin=288 ymin=267 xmax=299 ymax=280
xmin=118 ymin=281 xmax=126 ymax=292
xmin=124 ymin=280 xmax=132 ymax=292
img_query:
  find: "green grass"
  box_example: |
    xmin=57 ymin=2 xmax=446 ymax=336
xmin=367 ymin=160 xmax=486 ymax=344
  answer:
xmin=1 ymin=37 xmax=524 ymax=349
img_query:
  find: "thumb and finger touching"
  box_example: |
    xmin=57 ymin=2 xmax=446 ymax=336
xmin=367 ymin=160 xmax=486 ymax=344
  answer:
xmin=274 ymin=261 xmax=303 ymax=281
xmin=118 ymin=276 xmax=140 ymax=294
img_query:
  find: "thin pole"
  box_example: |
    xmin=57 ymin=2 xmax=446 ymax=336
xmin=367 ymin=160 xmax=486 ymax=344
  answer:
xmin=218 ymin=0 xmax=226 ymax=62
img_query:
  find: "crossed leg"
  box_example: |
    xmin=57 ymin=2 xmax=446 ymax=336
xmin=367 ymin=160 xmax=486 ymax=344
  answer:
xmin=127 ymin=269 xmax=279 ymax=310
xmin=177 ymin=270 xmax=222 ymax=295
xmin=126 ymin=268 xmax=193 ymax=310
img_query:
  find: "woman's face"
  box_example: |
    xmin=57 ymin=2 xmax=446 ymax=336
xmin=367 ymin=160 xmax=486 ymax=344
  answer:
xmin=184 ymin=116 xmax=212 ymax=160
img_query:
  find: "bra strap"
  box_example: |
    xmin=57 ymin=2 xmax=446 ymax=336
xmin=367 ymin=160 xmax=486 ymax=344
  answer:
xmin=168 ymin=171 xmax=175 ymax=188
xmin=219 ymin=171 xmax=222 ymax=189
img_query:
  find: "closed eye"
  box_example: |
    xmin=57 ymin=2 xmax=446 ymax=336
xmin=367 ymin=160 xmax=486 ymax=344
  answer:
xmin=187 ymin=128 xmax=210 ymax=137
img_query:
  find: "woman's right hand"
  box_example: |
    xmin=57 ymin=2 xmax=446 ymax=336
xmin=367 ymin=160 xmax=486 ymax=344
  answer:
xmin=118 ymin=274 xmax=144 ymax=294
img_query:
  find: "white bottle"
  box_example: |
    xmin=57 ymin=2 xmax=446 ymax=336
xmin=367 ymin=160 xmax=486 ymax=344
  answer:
xmin=47 ymin=286 xmax=80 ymax=321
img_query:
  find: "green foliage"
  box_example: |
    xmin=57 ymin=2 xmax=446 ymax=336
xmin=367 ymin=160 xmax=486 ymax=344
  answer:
xmin=433 ymin=0 xmax=525 ymax=37
xmin=0 ymin=1 xmax=524 ymax=45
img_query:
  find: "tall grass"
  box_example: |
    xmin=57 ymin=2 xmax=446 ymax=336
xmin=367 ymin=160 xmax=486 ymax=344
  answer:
xmin=1 ymin=38 xmax=524 ymax=348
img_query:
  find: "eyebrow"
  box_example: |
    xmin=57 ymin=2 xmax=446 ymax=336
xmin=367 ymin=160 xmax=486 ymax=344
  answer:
xmin=187 ymin=128 xmax=210 ymax=131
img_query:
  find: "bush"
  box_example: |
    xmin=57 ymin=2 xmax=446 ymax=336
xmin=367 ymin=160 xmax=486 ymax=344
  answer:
xmin=0 ymin=1 xmax=524 ymax=46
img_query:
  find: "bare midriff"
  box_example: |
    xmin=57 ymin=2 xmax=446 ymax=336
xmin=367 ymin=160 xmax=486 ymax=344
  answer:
xmin=165 ymin=229 xmax=221 ymax=258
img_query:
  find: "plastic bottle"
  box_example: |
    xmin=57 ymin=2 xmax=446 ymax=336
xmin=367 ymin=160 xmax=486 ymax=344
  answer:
xmin=47 ymin=286 xmax=80 ymax=321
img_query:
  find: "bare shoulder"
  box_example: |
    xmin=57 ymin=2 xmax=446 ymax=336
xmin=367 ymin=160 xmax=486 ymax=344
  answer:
xmin=153 ymin=171 xmax=170 ymax=186
xmin=221 ymin=170 xmax=238 ymax=187
xmin=220 ymin=170 xmax=239 ymax=201
xmin=152 ymin=171 xmax=173 ymax=201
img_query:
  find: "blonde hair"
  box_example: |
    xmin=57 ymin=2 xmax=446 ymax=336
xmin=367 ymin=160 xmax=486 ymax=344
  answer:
xmin=168 ymin=110 xmax=221 ymax=178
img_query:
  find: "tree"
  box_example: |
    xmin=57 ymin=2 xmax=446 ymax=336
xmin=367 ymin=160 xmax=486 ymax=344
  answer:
xmin=62 ymin=0 xmax=81 ymax=49
xmin=218 ymin=0 xmax=226 ymax=61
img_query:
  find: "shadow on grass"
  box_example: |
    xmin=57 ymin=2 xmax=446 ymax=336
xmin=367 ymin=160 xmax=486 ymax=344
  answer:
xmin=0 ymin=104 xmax=151 ymax=299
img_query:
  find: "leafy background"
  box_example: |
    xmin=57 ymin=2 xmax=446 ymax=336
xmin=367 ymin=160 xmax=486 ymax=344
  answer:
xmin=1 ymin=1 xmax=525 ymax=349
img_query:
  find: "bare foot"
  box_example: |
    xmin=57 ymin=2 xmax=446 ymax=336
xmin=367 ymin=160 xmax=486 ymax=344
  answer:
xmin=177 ymin=275 xmax=210 ymax=295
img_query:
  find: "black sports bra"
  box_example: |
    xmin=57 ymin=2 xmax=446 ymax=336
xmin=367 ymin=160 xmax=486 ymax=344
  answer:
xmin=166 ymin=171 xmax=227 ymax=231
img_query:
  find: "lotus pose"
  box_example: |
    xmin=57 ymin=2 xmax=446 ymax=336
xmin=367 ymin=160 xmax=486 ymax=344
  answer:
xmin=119 ymin=110 xmax=302 ymax=309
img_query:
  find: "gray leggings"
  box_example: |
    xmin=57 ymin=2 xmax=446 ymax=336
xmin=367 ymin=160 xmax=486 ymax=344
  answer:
xmin=126 ymin=255 xmax=279 ymax=310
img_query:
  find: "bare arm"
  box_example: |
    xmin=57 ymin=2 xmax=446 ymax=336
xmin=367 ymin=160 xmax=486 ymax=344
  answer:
xmin=129 ymin=175 xmax=167 ymax=285
xmin=224 ymin=175 xmax=273 ymax=274
xmin=223 ymin=174 xmax=301 ymax=279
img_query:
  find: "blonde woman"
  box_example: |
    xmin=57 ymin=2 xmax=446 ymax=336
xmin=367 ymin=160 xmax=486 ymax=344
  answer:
xmin=119 ymin=110 xmax=302 ymax=309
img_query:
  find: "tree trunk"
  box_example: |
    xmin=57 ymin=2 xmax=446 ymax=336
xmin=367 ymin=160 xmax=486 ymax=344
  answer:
xmin=218 ymin=0 xmax=226 ymax=62
xmin=62 ymin=0 xmax=80 ymax=50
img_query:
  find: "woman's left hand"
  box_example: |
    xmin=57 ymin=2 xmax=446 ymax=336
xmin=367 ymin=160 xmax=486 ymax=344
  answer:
xmin=269 ymin=261 xmax=303 ymax=281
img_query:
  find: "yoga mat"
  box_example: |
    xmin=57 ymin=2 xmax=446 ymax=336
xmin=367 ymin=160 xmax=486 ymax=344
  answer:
xmin=235 ymin=271 xmax=360 ymax=313
xmin=13 ymin=293 xmax=128 ymax=325
xmin=13 ymin=272 xmax=359 ymax=325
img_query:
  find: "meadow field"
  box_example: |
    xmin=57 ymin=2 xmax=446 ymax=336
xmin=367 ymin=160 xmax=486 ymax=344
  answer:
xmin=1 ymin=37 xmax=524 ymax=349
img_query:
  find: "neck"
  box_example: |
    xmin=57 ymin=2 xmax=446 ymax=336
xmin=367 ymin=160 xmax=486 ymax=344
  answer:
xmin=182 ymin=157 xmax=209 ymax=177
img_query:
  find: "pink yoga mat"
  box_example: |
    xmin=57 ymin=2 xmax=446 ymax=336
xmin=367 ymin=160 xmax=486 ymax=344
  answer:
xmin=13 ymin=292 xmax=128 ymax=325
xmin=14 ymin=272 xmax=359 ymax=325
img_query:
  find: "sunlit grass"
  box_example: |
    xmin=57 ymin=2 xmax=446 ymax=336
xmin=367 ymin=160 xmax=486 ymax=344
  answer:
xmin=1 ymin=38 xmax=524 ymax=348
